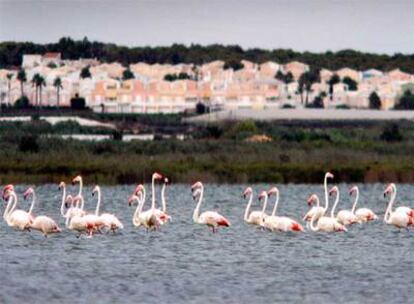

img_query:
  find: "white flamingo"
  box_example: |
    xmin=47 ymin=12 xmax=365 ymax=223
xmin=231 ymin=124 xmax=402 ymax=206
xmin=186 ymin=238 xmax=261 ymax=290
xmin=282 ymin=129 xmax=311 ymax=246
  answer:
xmin=383 ymin=184 xmax=413 ymax=228
xmin=303 ymin=172 xmax=333 ymax=222
xmin=64 ymin=195 xmax=94 ymax=237
xmin=160 ymin=177 xmax=172 ymax=222
xmin=263 ymin=187 xmax=304 ymax=232
xmin=23 ymin=187 xmax=61 ymax=237
xmin=191 ymin=181 xmax=230 ymax=232
xmin=242 ymin=187 xmax=265 ymax=225
xmin=92 ymin=185 xmax=123 ymax=232
xmin=349 ymin=185 xmax=378 ymax=222
xmin=331 ymin=186 xmax=360 ymax=226
xmin=2 ymin=185 xmax=33 ymax=231
xmin=129 ymin=191 xmax=146 ymax=228
xmin=59 ymin=181 xmax=85 ymax=218
xmin=308 ymin=193 xmax=347 ymax=232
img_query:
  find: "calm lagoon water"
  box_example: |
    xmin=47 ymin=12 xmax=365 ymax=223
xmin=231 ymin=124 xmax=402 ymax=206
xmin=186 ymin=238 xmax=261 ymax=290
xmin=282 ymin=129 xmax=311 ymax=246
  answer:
xmin=1 ymin=183 xmax=414 ymax=303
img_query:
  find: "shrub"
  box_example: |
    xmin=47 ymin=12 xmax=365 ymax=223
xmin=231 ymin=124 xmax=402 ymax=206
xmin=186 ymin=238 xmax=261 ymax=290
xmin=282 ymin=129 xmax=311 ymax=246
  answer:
xmin=395 ymin=90 xmax=414 ymax=110
xmin=70 ymin=94 xmax=86 ymax=109
xmin=18 ymin=135 xmax=39 ymax=153
xmin=14 ymin=96 xmax=30 ymax=108
xmin=380 ymin=124 xmax=403 ymax=142
xmin=369 ymin=92 xmax=381 ymax=109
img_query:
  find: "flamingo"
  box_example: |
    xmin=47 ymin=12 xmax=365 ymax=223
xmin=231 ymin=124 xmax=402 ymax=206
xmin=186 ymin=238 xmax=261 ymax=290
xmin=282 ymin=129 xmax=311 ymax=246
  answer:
xmin=303 ymin=172 xmax=333 ymax=222
xmin=349 ymin=185 xmax=378 ymax=222
xmin=242 ymin=187 xmax=266 ymax=225
xmin=385 ymin=184 xmax=414 ymax=220
xmin=128 ymin=191 xmax=146 ymax=228
xmin=2 ymin=185 xmax=33 ymax=231
xmin=160 ymin=177 xmax=172 ymax=222
xmin=191 ymin=181 xmax=230 ymax=232
xmin=23 ymin=187 xmax=61 ymax=237
xmin=383 ymin=184 xmax=413 ymax=228
xmin=330 ymin=186 xmax=360 ymax=226
xmin=263 ymin=187 xmax=304 ymax=232
xmin=131 ymin=173 xmax=170 ymax=228
xmin=131 ymin=184 xmax=162 ymax=231
xmin=64 ymin=195 xmax=94 ymax=237
xmin=307 ymin=193 xmax=347 ymax=232
xmin=59 ymin=181 xmax=85 ymax=218
xmin=92 ymin=185 xmax=123 ymax=232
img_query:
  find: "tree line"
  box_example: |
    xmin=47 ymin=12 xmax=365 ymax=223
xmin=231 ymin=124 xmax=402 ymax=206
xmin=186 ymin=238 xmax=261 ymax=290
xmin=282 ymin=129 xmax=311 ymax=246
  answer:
xmin=1 ymin=37 xmax=414 ymax=73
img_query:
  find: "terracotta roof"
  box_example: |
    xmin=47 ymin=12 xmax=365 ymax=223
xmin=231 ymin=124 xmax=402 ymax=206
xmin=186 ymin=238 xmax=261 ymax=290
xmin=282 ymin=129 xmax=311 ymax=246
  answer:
xmin=43 ymin=52 xmax=61 ymax=59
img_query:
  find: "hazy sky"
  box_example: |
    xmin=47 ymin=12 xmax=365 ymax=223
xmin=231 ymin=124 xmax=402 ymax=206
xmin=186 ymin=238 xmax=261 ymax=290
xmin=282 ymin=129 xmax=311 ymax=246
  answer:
xmin=1 ymin=0 xmax=413 ymax=54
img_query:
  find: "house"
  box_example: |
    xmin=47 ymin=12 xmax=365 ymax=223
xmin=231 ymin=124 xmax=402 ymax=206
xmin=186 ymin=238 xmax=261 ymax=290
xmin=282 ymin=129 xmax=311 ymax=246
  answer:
xmin=320 ymin=69 xmax=334 ymax=83
xmin=22 ymin=54 xmax=42 ymax=68
xmin=336 ymin=68 xmax=361 ymax=82
xmin=387 ymin=69 xmax=413 ymax=82
xmin=43 ymin=52 xmax=62 ymax=66
xmin=283 ymin=61 xmax=310 ymax=80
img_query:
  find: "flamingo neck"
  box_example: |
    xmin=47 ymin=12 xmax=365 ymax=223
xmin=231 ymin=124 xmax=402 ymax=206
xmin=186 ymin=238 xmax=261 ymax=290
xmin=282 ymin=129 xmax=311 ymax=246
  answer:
xmin=60 ymin=185 xmax=66 ymax=217
xmin=28 ymin=192 xmax=36 ymax=215
xmin=132 ymin=194 xmax=145 ymax=226
xmin=324 ymin=175 xmax=330 ymax=211
xmin=161 ymin=183 xmax=167 ymax=213
xmin=95 ymin=187 xmax=101 ymax=216
xmin=9 ymin=192 xmax=18 ymax=215
xmin=193 ymin=186 xmax=204 ymax=223
xmin=330 ymin=191 xmax=340 ymax=218
xmin=385 ymin=188 xmax=396 ymax=223
xmin=3 ymin=194 xmax=14 ymax=220
xmin=151 ymin=176 xmax=156 ymax=210
xmin=351 ymin=188 xmax=359 ymax=214
xmin=77 ymin=178 xmax=83 ymax=197
xmin=310 ymin=206 xmax=319 ymax=231
xmin=244 ymin=192 xmax=253 ymax=221
xmin=271 ymin=191 xmax=280 ymax=217
xmin=260 ymin=196 xmax=268 ymax=221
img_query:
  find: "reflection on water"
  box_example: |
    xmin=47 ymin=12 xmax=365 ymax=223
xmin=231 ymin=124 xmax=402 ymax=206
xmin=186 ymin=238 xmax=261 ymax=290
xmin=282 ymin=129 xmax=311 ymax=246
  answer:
xmin=0 ymin=183 xmax=413 ymax=303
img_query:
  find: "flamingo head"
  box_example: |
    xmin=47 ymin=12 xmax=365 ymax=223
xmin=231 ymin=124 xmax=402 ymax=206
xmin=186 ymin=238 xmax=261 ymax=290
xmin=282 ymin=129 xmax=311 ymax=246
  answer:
xmin=192 ymin=188 xmax=202 ymax=200
xmin=128 ymin=195 xmax=137 ymax=206
xmin=72 ymin=175 xmax=82 ymax=185
xmin=258 ymin=191 xmax=268 ymax=201
xmin=164 ymin=177 xmax=170 ymax=185
xmin=242 ymin=187 xmax=252 ymax=198
xmin=23 ymin=187 xmax=34 ymax=200
xmin=191 ymin=181 xmax=203 ymax=192
xmin=329 ymin=186 xmax=338 ymax=197
xmin=307 ymin=194 xmax=318 ymax=206
xmin=267 ymin=187 xmax=279 ymax=196
xmin=65 ymin=194 xmax=73 ymax=208
xmin=152 ymin=172 xmax=163 ymax=181
xmin=134 ymin=184 xmax=145 ymax=196
xmin=92 ymin=185 xmax=100 ymax=196
xmin=384 ymin=183 xmax=395 ymax=197
xmin=2 ymin=184 xmax=14 ymax=201
xmin=349 ymin=185 xmax=358 ymax=195
xmin=325 ymin=172 xmax=334 ymax=179
xmin=58 ymin=181 xmax=65 ymax=190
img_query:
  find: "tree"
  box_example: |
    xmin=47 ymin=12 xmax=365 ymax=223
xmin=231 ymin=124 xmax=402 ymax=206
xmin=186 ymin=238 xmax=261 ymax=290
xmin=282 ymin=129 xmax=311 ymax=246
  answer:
xmin=6 ymin=73 xmax=13 ymax=107
xmin=328 ymin=74 xmax=340 ymax=100
xmin=17 ymin=69 xmax=27 ymax=98
xmin=122 ymin=68 xmax=134 ymax=80
xmin=298 ymin=69 xmax=320 ymax=104
xmin=80 ymin=65 xmax=91 ymax=78
xmin=53 ymin=77 xmax=63 ymax=107
xmin=36 ymin=75 xmax=46 ymax=107
xmin=196 ymin=102 xmax=207 ymax=114
xmin=369 ymin=91 xmax=382 ymax=109
xmin=306 ymin=94 xmax=325 ymax=108
xmin=342 ymin=76 xmax=358 ymax=91
xmin=31 ymin=73 xmax=40 ymax=106
xmin=395 ymin=90 xmax=414 ymax=110
xmin=223 ymin=60 xmax=244 ymax=71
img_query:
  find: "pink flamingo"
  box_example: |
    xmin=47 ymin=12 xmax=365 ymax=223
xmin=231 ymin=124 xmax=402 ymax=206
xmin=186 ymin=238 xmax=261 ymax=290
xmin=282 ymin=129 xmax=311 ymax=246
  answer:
xmin=2 ymin=185 xmax=33 ymax=231
xmin=242 ymin=187 xmax=266 ymax=226
xmin=349 ymin=186 xmax=377 ymax=222
xmin=191 ymin=181 xmax=230 ymax=232
xmin=92 ymin=185 xmax=123 ymax=232
xmin=23 ymin=187 xmax=61 ymax=237
xmin=303 ymin=172 xmax=333 ymax=222
xmin=383 ymin=184 xmax=413 ymax=228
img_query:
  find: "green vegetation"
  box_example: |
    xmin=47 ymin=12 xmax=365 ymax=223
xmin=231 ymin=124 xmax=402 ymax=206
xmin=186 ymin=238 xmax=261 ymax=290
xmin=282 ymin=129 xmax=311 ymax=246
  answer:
xmin=80 ymin=65 xmax=91 ymax=79
xmin=122 ymin=68 xmax=135 ymax=80
xmin=2 ymin=37 xmax=414 ymax=73
xmin=395 ymin=90 xmax=414 ymax=110
xmin=342 ymin=76 xmax=358 ymax=91
xmin=1 ymin=118 xmax=414 ymax=184
xmin=164 ymin=72 xmax=191 ymax=81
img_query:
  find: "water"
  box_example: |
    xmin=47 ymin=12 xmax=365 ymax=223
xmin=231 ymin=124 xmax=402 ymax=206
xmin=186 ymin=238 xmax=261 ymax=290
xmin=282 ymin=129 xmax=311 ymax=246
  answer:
xmin=1 ymin=183 xmax=413 ymax=303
